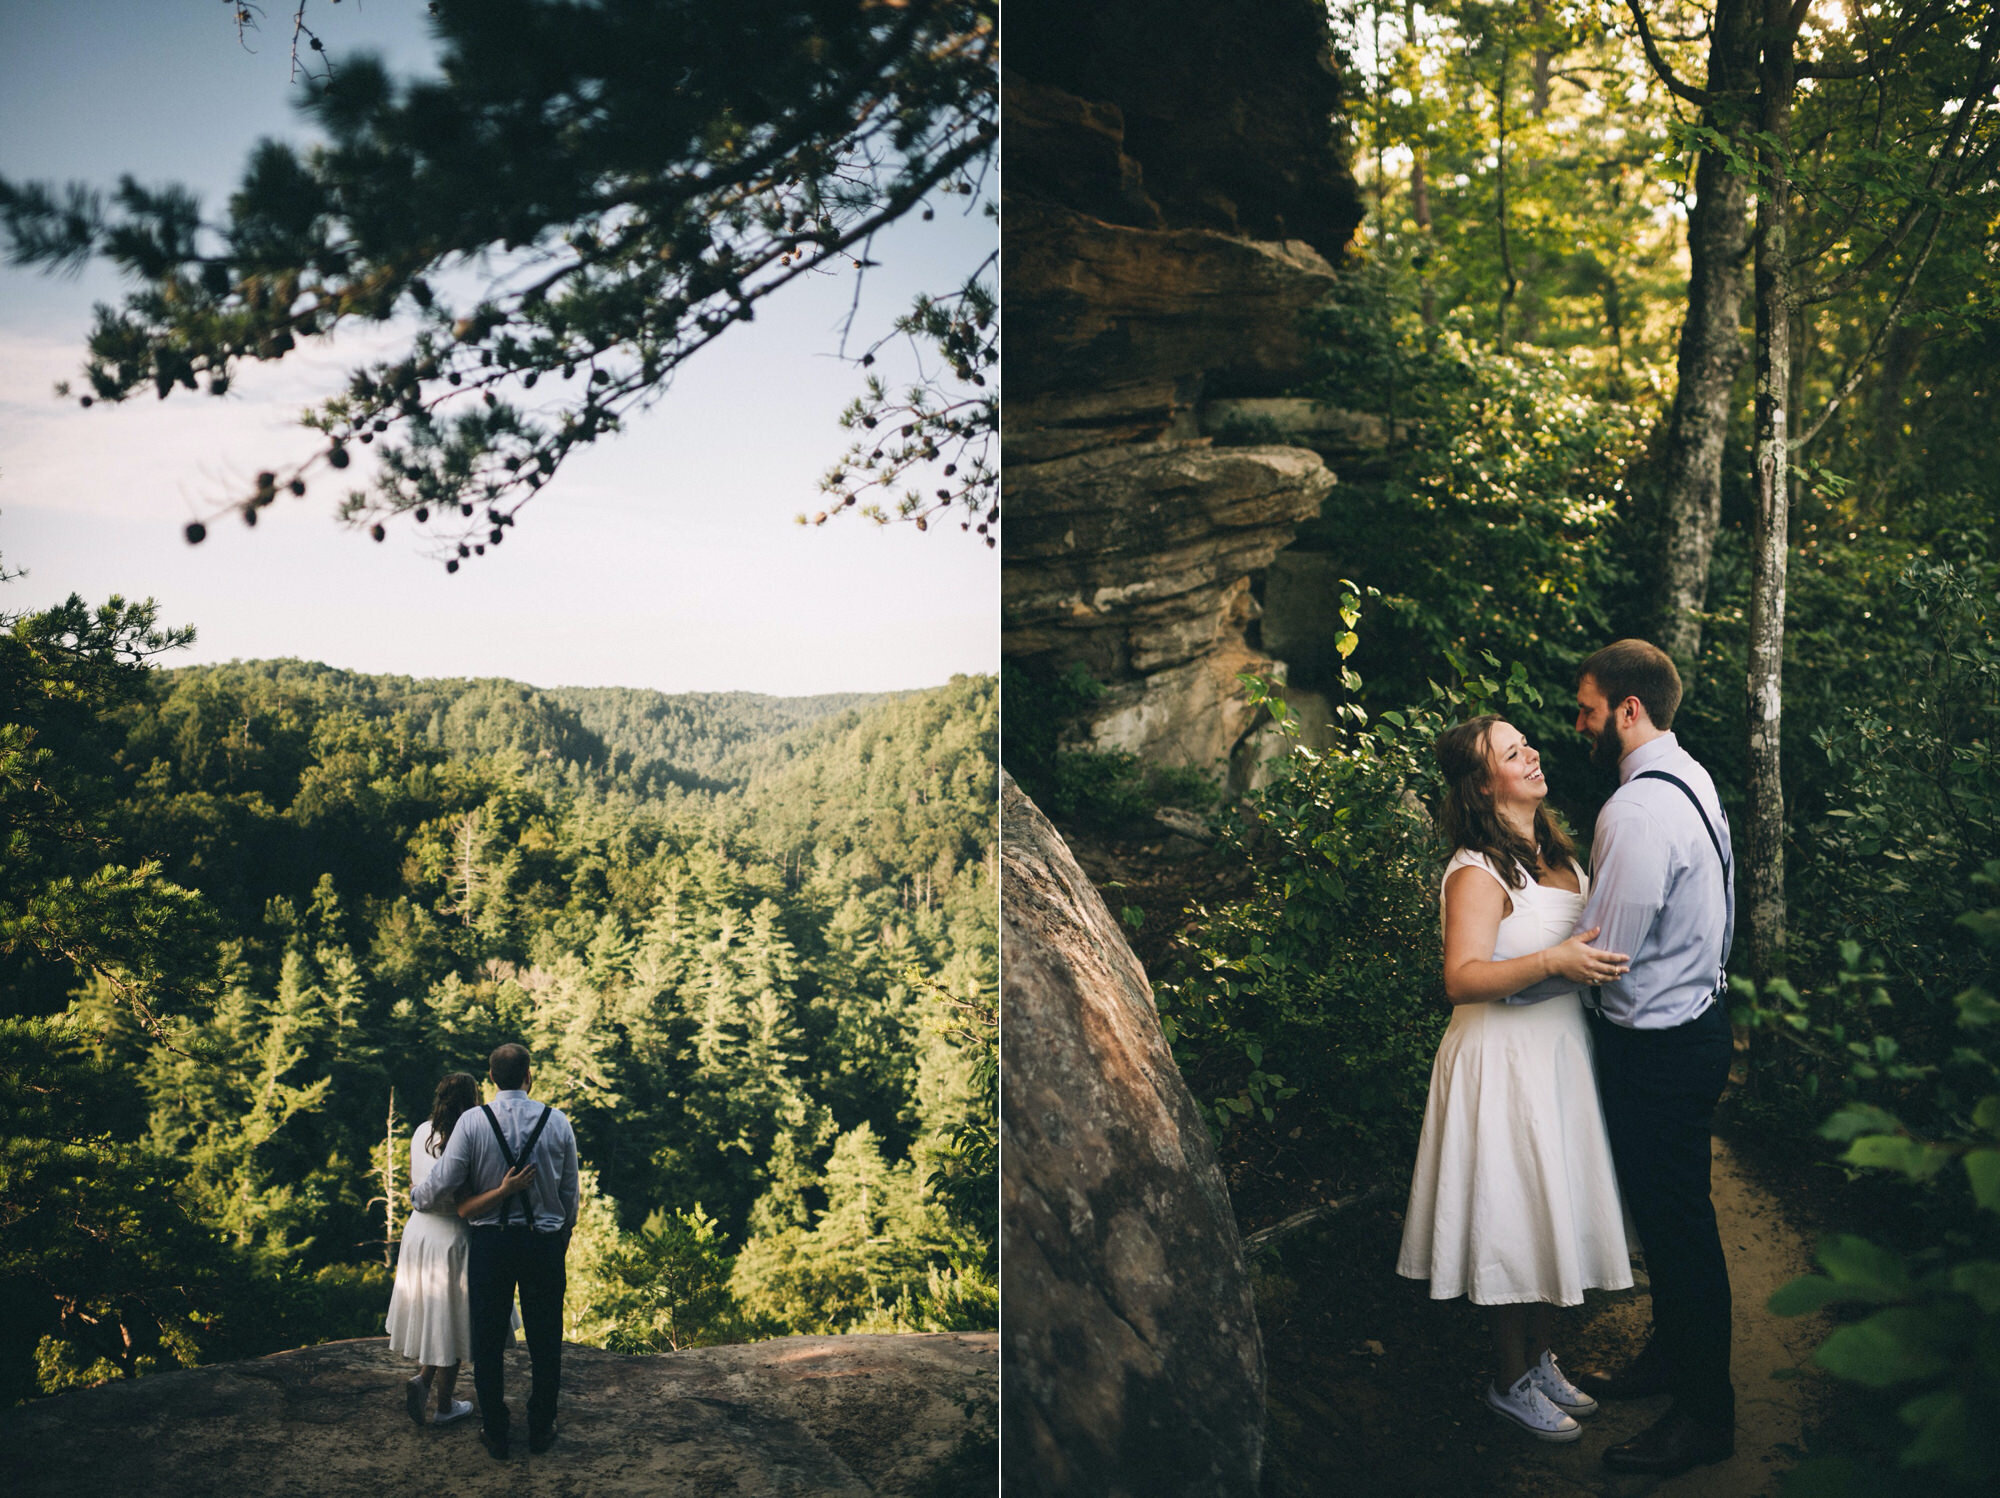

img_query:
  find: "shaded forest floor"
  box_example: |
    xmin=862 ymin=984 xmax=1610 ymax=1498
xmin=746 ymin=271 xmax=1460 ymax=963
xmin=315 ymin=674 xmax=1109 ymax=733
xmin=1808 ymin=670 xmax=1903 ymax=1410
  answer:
xmin=1062 ymin=823 xmax=1834 ymax=1498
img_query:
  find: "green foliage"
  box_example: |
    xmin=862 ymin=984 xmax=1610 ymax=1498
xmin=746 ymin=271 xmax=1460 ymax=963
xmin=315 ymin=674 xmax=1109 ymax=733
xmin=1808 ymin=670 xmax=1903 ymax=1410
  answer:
xmin=0 ymin=0 xmax=997 ymax=548
xmin=729 ymin=1122 xmax=968 ymax=1334
xmin=568 ymin=1172 xmax=748 ymax=1353
xmin=1299 ymin=269 xmax=1641 ymax=744
xmin=1332 ymin=1 xmax=1687 ymax=369
xmin=817 ymin=273 xmax=998 ymax=535
xmin=0 ymin=1018 xmax=218 ymax=1403
xmin=1765 ymin=863 xmax=2000 ymax=1495
xmin=998 ymin=657 xmax=1218 ymax=830
xmin=1737 ymin=555 xmax=1999 ymax=1128
xmin=0 ymin=585 xmax=214 ymax=1032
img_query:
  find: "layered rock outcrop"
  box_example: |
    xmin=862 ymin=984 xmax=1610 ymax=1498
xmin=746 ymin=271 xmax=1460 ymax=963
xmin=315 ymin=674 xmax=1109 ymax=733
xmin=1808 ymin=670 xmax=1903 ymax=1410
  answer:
xmin=1002 ymin=0 xmax=1366 ymax=788
xmin=1000 ymin=772 xmax=1263 ymax=1497
xmin=1 ymin=1333 xmax=996 ymax=1497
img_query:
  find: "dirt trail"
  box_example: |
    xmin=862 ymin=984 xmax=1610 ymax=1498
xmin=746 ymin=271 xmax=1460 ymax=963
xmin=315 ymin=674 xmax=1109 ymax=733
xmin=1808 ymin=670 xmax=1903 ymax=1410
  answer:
xmin=1493 ymin=1137 xmax=1826 ymax=1498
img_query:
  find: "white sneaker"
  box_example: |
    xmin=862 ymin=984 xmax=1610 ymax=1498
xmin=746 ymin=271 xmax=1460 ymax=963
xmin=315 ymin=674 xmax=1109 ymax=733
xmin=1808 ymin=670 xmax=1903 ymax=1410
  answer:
xmin=434 ymin=1398 xmax=476 ymax=1426
xmin=1486 ymin=1370 xmax=1583 ymax=1442
xmin=1528 ymin=1350 xmax=1598 ymax=1417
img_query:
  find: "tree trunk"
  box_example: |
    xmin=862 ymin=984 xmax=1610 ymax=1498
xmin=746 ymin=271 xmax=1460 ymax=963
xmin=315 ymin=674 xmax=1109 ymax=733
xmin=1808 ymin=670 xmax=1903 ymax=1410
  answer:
xmin=1745 ymin=4 xmax=1799 ymax=983
xmin=1868 ymin=320 xmax=1925 ymax=474
xmin=1495 ymin=44 xmax=1518 ymax=349
xmin=1647 ymin=0 xmax=1758 ymax=663
xmin=383 ymin=1088 xmax=401 ymax=1267
xmin=1406 ymin=0 xmax=1438 ymax=335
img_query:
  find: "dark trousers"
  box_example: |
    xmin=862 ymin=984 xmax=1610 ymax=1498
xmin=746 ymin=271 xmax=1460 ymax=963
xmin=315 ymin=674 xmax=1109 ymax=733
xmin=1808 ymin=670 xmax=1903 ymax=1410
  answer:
xmin=1590 ymin=1000 xmax=1736 ymax=1428
xmin=467 ymin=1226 xmax=567 ymax=1440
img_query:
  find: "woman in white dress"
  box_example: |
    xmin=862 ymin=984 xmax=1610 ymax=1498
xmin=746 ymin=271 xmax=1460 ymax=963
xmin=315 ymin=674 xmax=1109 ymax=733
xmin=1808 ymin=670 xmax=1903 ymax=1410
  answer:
xmin=1397 ymin=714 xmax=1635 ymax=1443
xmin=386 ymin=1073 xmax=534 ymax=1427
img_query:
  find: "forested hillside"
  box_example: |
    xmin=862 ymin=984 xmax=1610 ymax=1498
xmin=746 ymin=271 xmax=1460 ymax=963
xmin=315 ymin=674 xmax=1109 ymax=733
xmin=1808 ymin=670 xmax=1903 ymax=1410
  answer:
xmin=2 ymin=612 xmax=996 ymax=1405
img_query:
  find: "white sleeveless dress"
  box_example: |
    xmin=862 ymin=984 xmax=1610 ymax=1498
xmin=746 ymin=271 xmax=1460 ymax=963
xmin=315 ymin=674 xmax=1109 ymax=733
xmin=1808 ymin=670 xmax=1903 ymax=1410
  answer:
xmin=1395 ymin=850 xmax=1633 ymax=1306
xmin=384 ymin=1120 xmax=517 ymax=1364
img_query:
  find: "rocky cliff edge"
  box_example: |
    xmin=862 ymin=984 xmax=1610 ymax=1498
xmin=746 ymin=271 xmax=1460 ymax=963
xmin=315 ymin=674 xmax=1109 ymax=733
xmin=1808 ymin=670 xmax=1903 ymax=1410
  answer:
xmin=2 ymin=1332 xmax=996 ymax=1498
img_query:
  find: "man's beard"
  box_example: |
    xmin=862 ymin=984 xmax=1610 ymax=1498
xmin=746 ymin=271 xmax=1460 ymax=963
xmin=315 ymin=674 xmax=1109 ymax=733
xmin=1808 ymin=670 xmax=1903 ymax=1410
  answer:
xmin=1590 ymin=717 xmax=1625 ymax=768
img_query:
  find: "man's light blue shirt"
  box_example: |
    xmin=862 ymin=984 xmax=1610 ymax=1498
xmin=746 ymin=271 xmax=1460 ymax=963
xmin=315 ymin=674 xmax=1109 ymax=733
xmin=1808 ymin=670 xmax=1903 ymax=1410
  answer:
xmin=1511 ymin=732 xmax=1734 ymax=1028
xmin=410 ymin=1088 xmax=581 ymax=1231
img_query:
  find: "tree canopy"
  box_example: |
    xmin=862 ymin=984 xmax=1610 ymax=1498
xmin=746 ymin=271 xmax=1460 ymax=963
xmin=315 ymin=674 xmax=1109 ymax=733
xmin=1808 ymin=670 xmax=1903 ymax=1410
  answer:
xmin=0 ymin=0 xmax=997 ymax=560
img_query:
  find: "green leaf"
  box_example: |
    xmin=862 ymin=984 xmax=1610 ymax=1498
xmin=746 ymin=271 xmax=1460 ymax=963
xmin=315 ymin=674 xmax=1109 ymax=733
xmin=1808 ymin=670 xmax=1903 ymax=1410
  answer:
xmin=1820 ymin=1104 xmax=1905 ymax=1142
xmin=1814 ymin=1308 xmax=1956 ymax=1387
xmin=1947 ymin=1259 xmax=2000 ymax=1313
xmin=1954 ymin=985 xmax=2000 ymax=1028
xmin=1963 ymin=1149 xmax=2000 ymax=1212
xmin=1769 ymin=1274 xmax=1850 ymax=1316
xmin=1973 ymin=1095 xmax=2000 ymax=1136
xmin=1843 ymin=1134 xmax=1949 ymax=1181
xmin=1816 ymin=1234 xmax=1911 ymax=1298
xmin=1897 ymin=1388 xmax=1969 ymax=1472
xmin=1335 ymin=631 xmax=1359 ymax=659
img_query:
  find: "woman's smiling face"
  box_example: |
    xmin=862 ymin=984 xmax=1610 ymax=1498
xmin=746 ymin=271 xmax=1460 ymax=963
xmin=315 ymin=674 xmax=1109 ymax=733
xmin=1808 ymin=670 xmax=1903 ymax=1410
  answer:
xmin=1485 ymin=721 xmax=1546 ymax=807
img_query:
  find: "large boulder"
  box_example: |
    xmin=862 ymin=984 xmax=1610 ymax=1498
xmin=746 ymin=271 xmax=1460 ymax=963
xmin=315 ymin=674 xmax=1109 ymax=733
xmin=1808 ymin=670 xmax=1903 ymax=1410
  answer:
xmin=1001 ymin=772 xmax=1264 ymax=1497
xmin=2 ymin=1333 xmax=996 ymax=1497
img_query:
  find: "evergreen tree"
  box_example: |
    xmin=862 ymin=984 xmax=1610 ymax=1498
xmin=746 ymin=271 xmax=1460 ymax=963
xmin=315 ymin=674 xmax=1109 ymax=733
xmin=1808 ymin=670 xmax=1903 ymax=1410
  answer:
xmin=0 ymin=0 xmax=997 ymax=553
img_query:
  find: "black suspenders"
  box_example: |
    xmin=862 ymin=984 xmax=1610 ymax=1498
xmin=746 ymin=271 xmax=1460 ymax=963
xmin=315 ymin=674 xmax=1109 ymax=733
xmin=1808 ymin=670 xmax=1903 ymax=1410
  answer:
xmin=480 ymin=1102 xmax=553 ymax=1228
xmin=1634 ymin=769 xmax=1733 ymax=999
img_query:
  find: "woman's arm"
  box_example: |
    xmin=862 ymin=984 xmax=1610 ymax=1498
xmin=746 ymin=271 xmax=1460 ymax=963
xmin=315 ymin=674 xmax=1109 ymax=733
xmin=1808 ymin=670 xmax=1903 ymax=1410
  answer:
xmin=456 ymin=1163 xmax=537 ymax=1220
xmin=1442 ymin=866 xmax=1629 ymax=1005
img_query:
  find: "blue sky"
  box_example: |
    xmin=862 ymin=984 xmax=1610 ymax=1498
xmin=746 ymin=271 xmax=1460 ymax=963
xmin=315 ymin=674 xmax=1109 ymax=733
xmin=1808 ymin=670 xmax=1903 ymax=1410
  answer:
xmin=0 ymin=1 xmax=997 ymax=696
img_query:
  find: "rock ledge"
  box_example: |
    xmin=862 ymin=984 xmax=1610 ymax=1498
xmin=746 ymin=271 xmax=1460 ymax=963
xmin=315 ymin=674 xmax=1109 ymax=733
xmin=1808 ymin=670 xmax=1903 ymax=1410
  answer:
xmin=2 ymin=1332 xmax=996 ymax=1498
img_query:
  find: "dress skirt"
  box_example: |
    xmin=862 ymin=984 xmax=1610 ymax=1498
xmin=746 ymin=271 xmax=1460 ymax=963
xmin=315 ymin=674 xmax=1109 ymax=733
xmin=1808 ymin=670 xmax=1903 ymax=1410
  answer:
xmin=386 ymin=1209 xmax=475 ymax=1366
xmin=1396 ymin=988 xmax=1633 ymax=1306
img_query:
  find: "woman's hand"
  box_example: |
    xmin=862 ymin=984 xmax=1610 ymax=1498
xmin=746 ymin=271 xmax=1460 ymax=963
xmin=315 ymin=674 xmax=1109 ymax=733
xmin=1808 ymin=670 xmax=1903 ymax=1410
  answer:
xmin=457 ymin=1163 xmax=538 ymax=1219
xmin=499 ymin=1163 xmax=537 ymax=1197
xmin=1545 ymin=926 xmax=1629 ymax=986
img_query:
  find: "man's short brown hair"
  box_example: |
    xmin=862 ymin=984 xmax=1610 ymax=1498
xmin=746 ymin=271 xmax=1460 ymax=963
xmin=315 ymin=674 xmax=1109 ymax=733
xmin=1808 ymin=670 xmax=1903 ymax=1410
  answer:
xmin=489 ymin=1042 xmax=530 ymax=1091
xmin=1578 ymin=639 xmax=1682 ymax=731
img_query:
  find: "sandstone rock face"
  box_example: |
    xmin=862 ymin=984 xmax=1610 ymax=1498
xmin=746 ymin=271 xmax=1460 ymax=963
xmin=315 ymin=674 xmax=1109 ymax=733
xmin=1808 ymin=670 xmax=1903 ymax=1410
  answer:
xmin=1002 ymin=4 xmax=1364 ymax=789
xmin=2 ymin=1333 xmax=995 ymax=1498
xmin=1003 ymin=198 xmax=1345 ymax=455
xmin=1005 ymin=443 xmax=1334 ymax=770
xmin=1005 ymin=0 xmax=1360 ymax=259
xmin=1001 ymin=773 xmax=1264 ymax=1497
xmin=1200 ymin=397 xmax=1399 ymax=459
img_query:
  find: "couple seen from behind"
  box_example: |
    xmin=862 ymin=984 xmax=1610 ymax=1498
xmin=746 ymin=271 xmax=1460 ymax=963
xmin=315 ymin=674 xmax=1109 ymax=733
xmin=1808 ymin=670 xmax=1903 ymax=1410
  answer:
xmin=1398 ymin=639 xmax=1738 ymax=1478
xmin=384 ymin=1042 xmax=580 ymax=1461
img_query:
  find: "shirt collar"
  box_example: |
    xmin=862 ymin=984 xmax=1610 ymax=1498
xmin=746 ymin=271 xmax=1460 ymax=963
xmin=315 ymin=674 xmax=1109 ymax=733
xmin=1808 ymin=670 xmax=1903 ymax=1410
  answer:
xmin=1618 ymin=730 xmax=1680 ymax=784
xmin=493 ymin=1089 xmax=529 ymax=1102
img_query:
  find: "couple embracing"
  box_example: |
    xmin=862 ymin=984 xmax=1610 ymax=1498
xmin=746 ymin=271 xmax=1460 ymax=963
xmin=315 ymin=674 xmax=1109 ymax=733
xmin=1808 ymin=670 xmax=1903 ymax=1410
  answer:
xmin=1397 ymin=639 xmax=1738 ymax=1477
xmin=384 ymin=1042 xmax=580 ymax=1461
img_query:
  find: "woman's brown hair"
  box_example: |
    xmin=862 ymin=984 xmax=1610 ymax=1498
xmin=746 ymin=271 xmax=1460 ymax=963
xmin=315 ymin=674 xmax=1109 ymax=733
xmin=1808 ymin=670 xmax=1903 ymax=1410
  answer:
xmin=1434 ymin=714 xmax=1577 ymax=890
xmin=425 ymin=1072 xmax=480 ymax=1157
